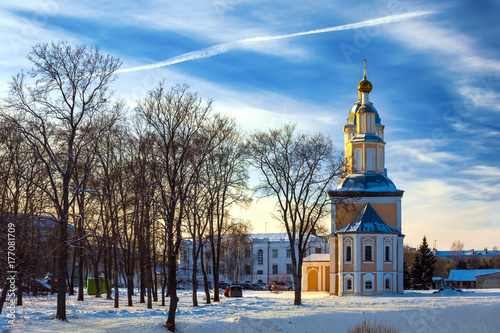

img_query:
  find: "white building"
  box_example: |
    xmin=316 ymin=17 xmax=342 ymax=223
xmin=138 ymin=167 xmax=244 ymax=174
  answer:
xmin=248 ymin=233 xmax=329 ymax=284
xmin=177 ymin=233 xmax=329 ymax=287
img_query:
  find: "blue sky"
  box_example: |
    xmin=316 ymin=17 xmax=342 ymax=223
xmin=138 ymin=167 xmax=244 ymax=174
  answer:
xmin=1 ymin=0 xmax=499 ymax=250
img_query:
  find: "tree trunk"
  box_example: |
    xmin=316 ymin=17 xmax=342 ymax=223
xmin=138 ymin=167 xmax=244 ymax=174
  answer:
xmin=165 ymin=251 xmax=178 ymax=332
xmin=56 ymin=217 xmax=69 ymax=320
xmin=68 ymin=250 xmax=76 ymax=296
xmin=0 ymin=278 xmax=10 ymax=315
xmin=94 ymin=264 xmax=101 ymax=298
xmin=200 ymin=247 xmax=211 ymax=304
xmin=16 ymin=274 xmax=22 ymax=306
xmin=104 ymin=247 xmax=112 ymax=300
xmin=191 ymin=244 xmax=199 ymax=307
xmin=153 ymin=249 xmax=158 ymax=302
xmin=77 ymin=252 xmax=84 ymax=301
xmin=113 ymin=244 xmax=119 ymax=308
xmin=51 ymin=255 xmax=57 ymax=295
xmin=127 ymin=273 xmax=134 ymax=307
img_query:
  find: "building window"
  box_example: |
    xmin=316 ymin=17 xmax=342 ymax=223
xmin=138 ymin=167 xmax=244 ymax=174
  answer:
xmin=220 ymin=267 xmax=225 ymax=275
xmin=286 ymin=264 xmax=293 ymax=274
xmin=346 ymin=279 xmax=353 ymax=290
xmin=245 ymin=249 xmax=251 ymax=258
xmin=354 ymin=148 xmax=362 ymax=172
xmin=378 ymin=149 xmax=384 ymax=172
xmin=364 ymin=245 xmax=373 ymax=262
xmin=245 ymin=265 xmax=251 ymax=275
xmin=272 ymin=249 xmax=278 ymax=258
xmin=257 ymin=270 xmax=263 ymax=275
xmin=385 ymin=278 xmax=391 ymax=290
xmin=257 ymin=249 xmax=263 ymax=265
xmin=315 ymin=247 xmax=321 ymax=254
xmin=272 ymin=264 xmax=278 ymax=275
xmin=286 ymin=248 xmax=291 ymax=258
xmin=367 ymin=148 xmax=375 ymax=172
xmin=385 ymin=245 xmax=391 ymax=262
xmin=345 ymin=245 xmax=352 ymax=262
xmin=207 ymin=266 xmax=212 ymax=275
xmin=365 ymin=280 xmax=373 ymax=290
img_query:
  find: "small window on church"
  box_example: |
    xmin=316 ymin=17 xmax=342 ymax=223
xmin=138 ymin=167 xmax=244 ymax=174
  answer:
xmin=385 ymin=278 xmax=391 ymax=290
xmin=367 ymin=148 xmax=375 ymax=172
xmin=346 ymin=279 xmax=352 ymax=290
xmin=354 ymin=148 xmax=362 ymax=172
xmin=345 ymin=246 xmax=352 ymax=262
xmin=364 ymin=245 xmax=373 ymax=262
xmin=378 ymin=149 xmax=384 ymax=173
xmin=365 ymin=280 xmax=373 ymax=290
xmin=385 ymin=245 xmax=391 ymax=262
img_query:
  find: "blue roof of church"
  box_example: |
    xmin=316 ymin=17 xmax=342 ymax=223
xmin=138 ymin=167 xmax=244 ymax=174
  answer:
xmin=336 ymin=173 xmax=401 ymax=191
xmin=336 ymin=203 xmax=399 ymax=234
xmin=347 ymin=103 xmax=382 ymax=125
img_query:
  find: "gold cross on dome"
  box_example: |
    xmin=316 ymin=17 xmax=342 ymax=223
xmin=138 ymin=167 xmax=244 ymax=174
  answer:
xmin=362 ymin=58 xmax=367 ymax=78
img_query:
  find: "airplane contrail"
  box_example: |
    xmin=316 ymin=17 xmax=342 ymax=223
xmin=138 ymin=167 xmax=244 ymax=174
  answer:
xmin=116 ymin=10 xmax=434 ymax=74
xmin=27 ymin=10 xmax=434 ymax=86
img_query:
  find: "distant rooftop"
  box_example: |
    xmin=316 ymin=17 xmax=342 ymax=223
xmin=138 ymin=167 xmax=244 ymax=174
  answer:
xmin=435 ymin=250 xmax=500 ymax=257
xmin=446 ymin=269 xmax=500 ymax=282
xmin=303 ymin=253 xmax=330 ymax=262
xmin=249 ymin=233 xmax=325 ymax=242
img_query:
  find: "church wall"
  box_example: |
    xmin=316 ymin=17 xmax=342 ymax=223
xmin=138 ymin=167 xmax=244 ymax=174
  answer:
xmin=335 ymin=203 xmax=365 ymax=230
xmin=335 ymin=202 xmax=398 ymax=231
xmin=370 ymin=203 xmax=397 ymax=230
xmin=383 ymin=263 xmax=393 ymax=271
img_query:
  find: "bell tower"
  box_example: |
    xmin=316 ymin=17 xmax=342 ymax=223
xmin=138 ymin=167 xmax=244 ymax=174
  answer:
xmin=328 ymin=60 xmax=405 ymax=295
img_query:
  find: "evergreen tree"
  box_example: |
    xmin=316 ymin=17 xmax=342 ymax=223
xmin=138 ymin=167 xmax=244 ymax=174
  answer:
xmin=403 ymin=262 xmax=412 ymax=290
xmin=410 ymin=236 xmax=436 ymax=290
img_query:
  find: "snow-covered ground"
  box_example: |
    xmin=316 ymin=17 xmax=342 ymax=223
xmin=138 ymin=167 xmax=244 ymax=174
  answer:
xmin=1 ymin=288 xmax=499 ymax=332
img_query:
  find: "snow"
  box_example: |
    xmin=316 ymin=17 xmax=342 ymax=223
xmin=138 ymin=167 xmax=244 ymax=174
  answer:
xmin=446 ymin=269 xmax=500 ymax=282
xmin=2 ymin=288 xmax=500 ymax=332
xmin=249 ymin=233 xmax=324 ymax=242
xmin=303 ymin=253 xmax=330 ymax=262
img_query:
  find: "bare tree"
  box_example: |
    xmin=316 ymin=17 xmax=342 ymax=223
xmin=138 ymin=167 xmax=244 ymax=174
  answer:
xmin=1 ymin=41 xmax=121 ymax=320
xmin=135 ymin=83 xmax=230 ymax=331
xmin=221 ymin=220 xmax=252 ymax=284
xmin=451 ymin=240 xmax=466 ymax=269
xmin=204 ymin=119 xmax=249 ymax=302
xmin=247 ymin=123 xmax=343 ymax=305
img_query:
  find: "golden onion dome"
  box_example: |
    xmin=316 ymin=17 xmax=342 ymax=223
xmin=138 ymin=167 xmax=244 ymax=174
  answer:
xmin=358 ymin=75 xmax=372 ymax=93
xmin=358 ymin=58 xmax=372 ymax=93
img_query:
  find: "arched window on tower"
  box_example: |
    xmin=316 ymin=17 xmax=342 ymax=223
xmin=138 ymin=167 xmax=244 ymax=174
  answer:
xmin=378 ymin=148 xmax=384 ymax=173
xmin=354 ymin=148 xmax=362 ymax=172
xmin=366 ymin=148 xmax=375 ymax=172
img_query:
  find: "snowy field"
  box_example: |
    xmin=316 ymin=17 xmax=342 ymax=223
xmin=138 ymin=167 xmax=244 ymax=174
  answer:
xmin=1 ymin=288 xmax=500 ymax=332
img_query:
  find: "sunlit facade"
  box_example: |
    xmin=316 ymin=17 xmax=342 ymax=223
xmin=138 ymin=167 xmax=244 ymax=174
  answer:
xmin=303 ymin=60 xmax=405 ymax=295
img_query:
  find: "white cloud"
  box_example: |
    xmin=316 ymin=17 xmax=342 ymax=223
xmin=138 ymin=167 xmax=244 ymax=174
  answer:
xmin=458 ymin=86 xmax=500 ymax=113
xmin=386 ymin=138 xmax=463 ymax=180
xmin=385 ymin=18 xmax=500 ymax=122
xmin=460 ymin=165 xmax=500 ymax=179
